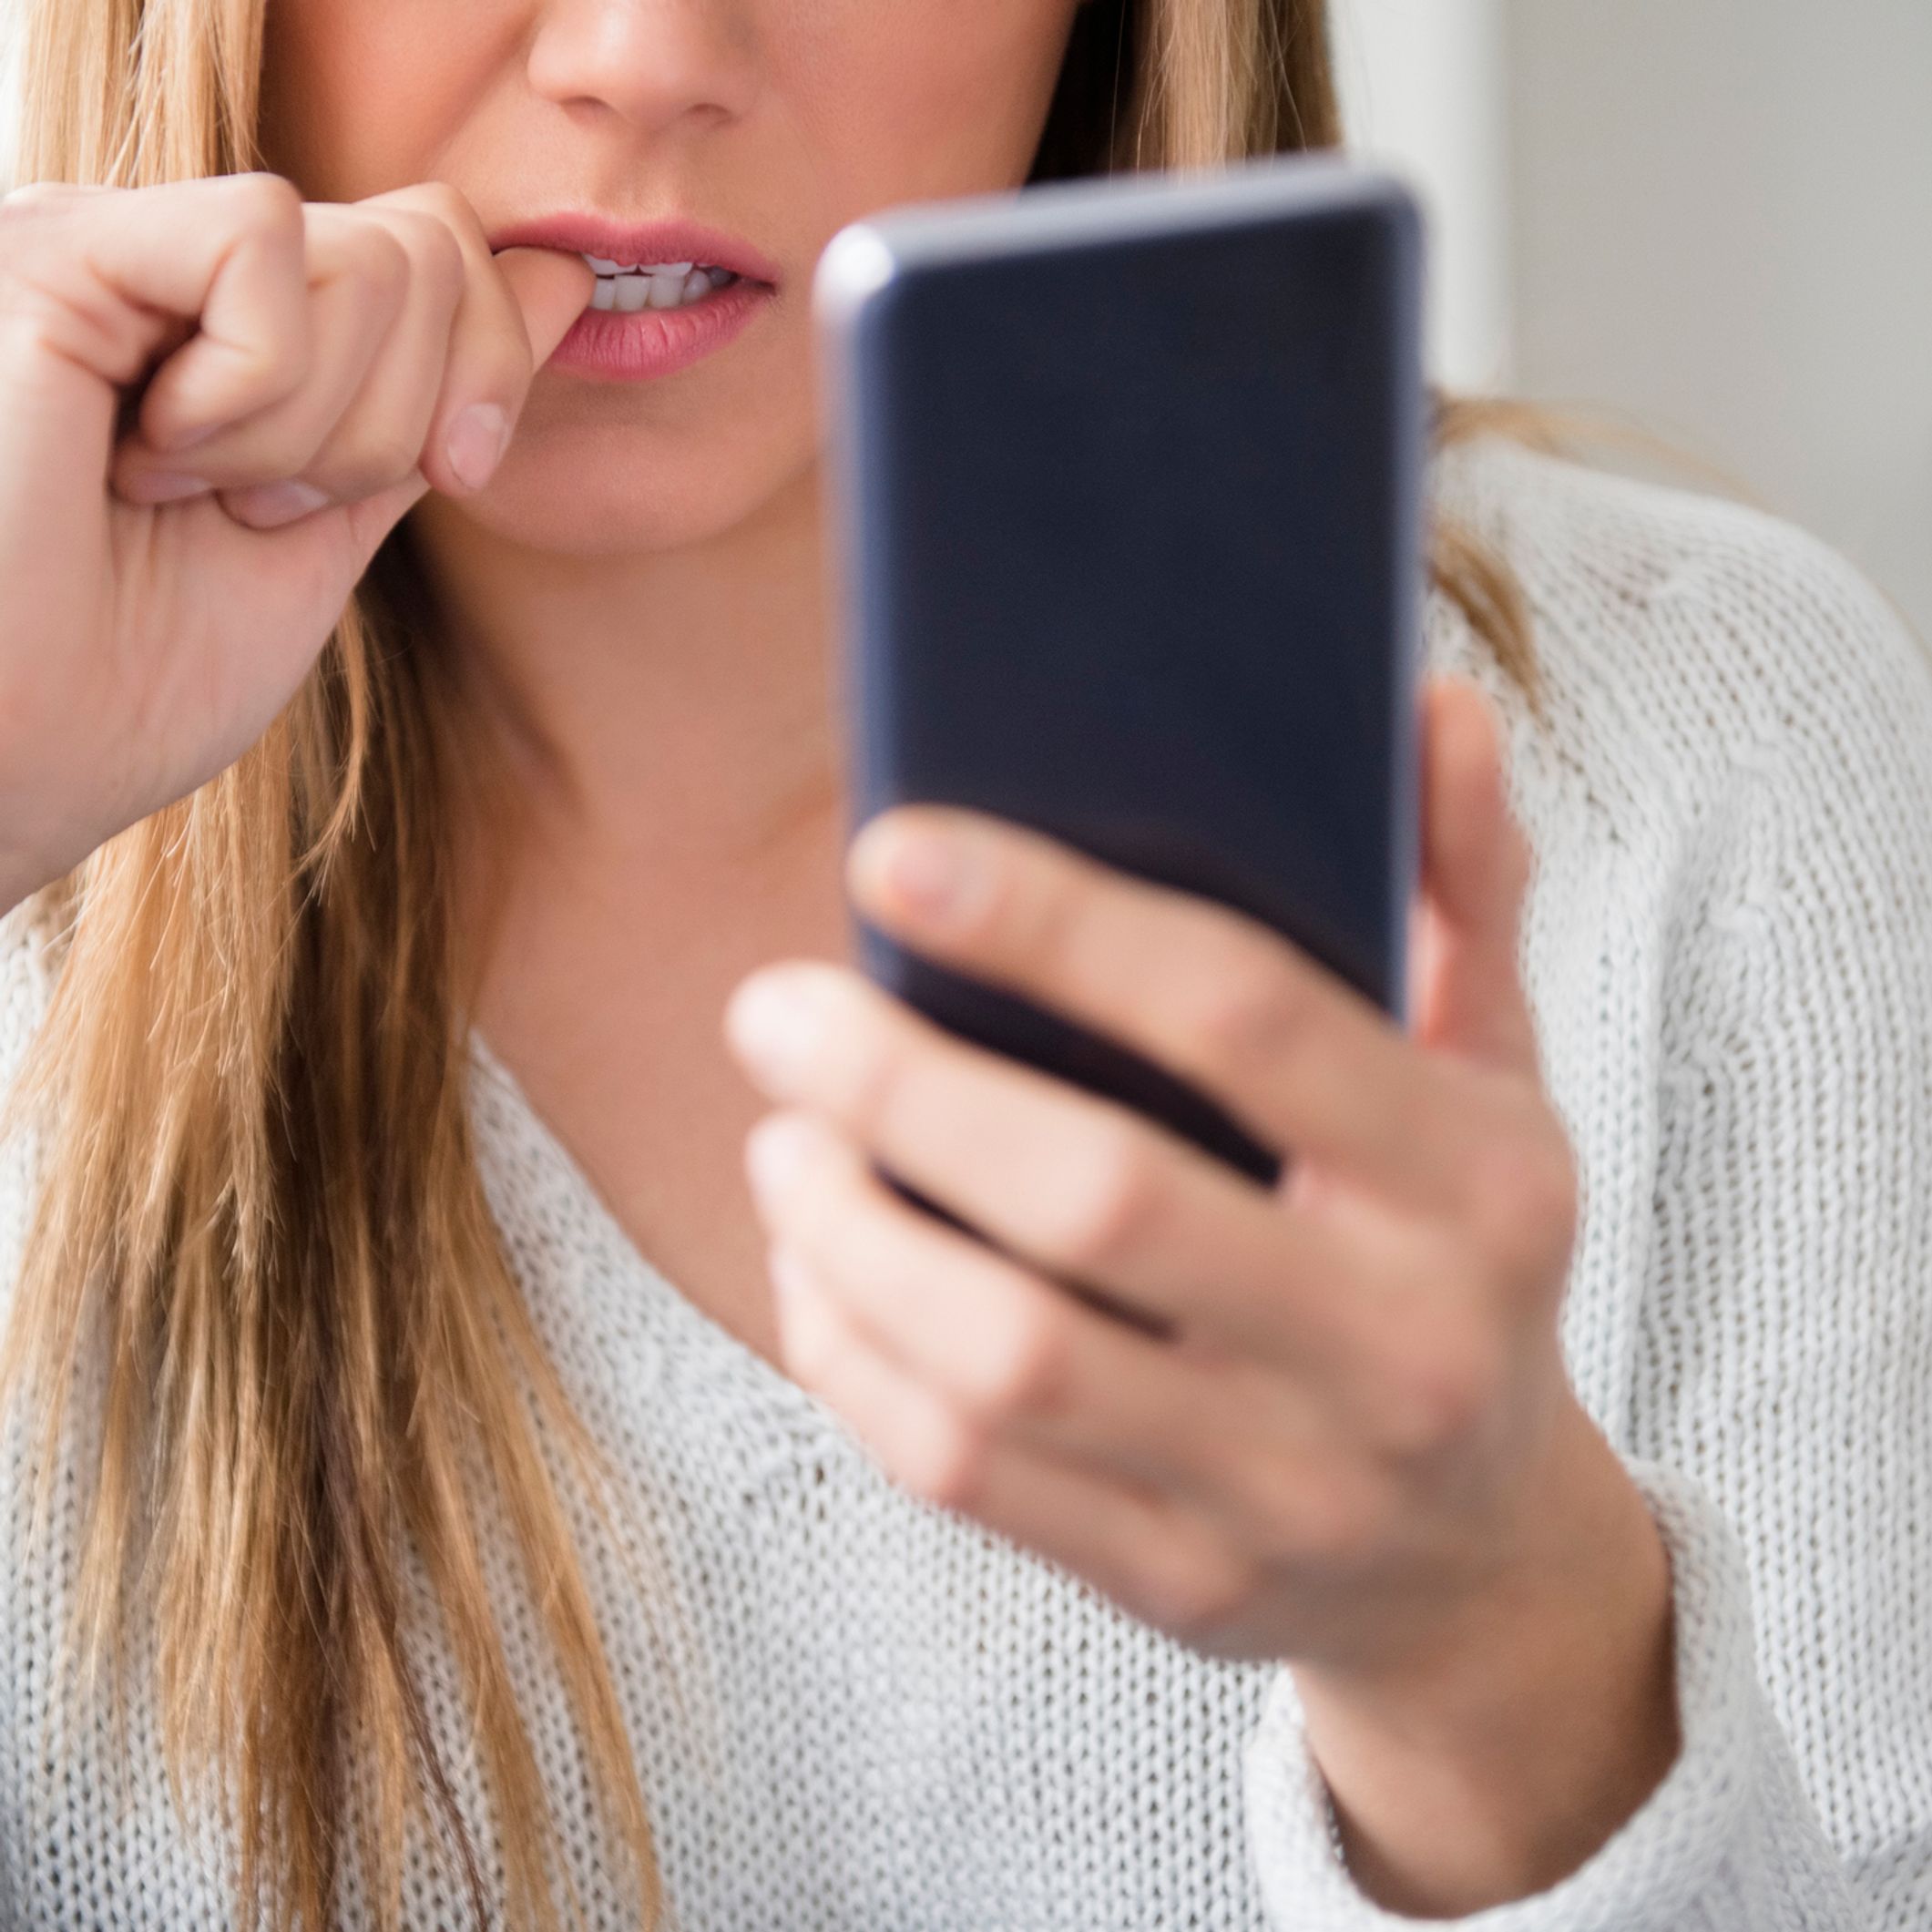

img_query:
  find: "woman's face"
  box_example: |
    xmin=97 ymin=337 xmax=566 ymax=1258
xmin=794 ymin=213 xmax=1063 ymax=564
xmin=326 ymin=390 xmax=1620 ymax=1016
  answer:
xmin=261 ymin=0 xmax=1084 ymax=557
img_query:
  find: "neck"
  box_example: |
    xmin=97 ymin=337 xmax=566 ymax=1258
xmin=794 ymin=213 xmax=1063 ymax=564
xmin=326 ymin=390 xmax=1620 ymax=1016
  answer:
xmin=410 ymin=462 xmax=843 ymax=878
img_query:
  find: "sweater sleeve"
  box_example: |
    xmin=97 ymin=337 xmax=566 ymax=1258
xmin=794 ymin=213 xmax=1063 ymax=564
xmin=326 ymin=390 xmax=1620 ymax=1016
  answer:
xmin=1240 ymin=521 xmax=1932 ymax=1929
xmin=1241 ymin=1463 xmax=1867 ymax=1930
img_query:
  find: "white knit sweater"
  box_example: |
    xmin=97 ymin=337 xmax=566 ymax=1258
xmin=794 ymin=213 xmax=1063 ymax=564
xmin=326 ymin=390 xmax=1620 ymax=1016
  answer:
xmin=2 ymin=436 xmax=1930 ymax=1928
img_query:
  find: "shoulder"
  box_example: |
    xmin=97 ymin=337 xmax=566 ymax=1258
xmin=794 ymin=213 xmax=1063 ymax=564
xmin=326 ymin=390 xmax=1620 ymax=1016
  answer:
xmin=1431 ymin=432 xmax=1932 ymax=850
xmin=1432 ymin=436 xmax=1932 ymax=1202
xmin=1431 ymin=429 xmax=1926 ymax=687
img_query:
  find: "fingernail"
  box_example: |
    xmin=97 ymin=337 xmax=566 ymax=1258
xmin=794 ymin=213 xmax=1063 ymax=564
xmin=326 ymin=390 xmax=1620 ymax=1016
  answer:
xmin=227 ymin=479 xmax=331 ymax=528
xmin=745 ymin=1114 xmax=820 ymax=1205
xmin=726 ymin=969 xmax=838 ymax=1089
xmin=445 ymin=403 xmax=510 ymax=491
xmin=118 ymin=470 xmax=210 ymax=506
xmin=870 ymin=824 xmax=982 ymax=925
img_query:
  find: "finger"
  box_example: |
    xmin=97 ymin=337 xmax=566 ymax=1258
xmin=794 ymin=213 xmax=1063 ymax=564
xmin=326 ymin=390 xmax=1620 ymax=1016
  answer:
xmin=250 ymin=214 xmax=589 ymax=516
xmin=744 ymin=1109 xmax=1331 ymax=1505
xmin=724 ymin=962 xmax=1383 ymax=1374
xmin=845 ymin=804 xmax=1469 ymax=1211
xmin=412 ymin=243 xmax=590 ymax=496
xmin=89 ymin=173 xmax=313 ymax=439
xmin=112 ymin=215 xmax=404 ymax=511
xmin=354 ymin=184 xmax=589 ymax=496
xmin=493 ymin=244 xmax=597 ymax=368
xmin=1414 ymin=680 xmax=1541 ymax=1076
xmin=230 ymin=204 xmax=469 ymax=520
xmin=0 ymin=174 xmax=310 ymax=480
xmin=119 ymin=196 xmax=593 ymax=522
xmin=769 ymin=1247 xmax=1259 ymax=1644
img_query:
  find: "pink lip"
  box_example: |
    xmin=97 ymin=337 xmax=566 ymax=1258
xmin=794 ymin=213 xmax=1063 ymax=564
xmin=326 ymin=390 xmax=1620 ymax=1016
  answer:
xmin=547 ymin=279 xmax=771 ymax=383
xmin=488 ymin=213 xmax=782 ymax=286
xmin=489 ymin=213 xmax=781 ymax=384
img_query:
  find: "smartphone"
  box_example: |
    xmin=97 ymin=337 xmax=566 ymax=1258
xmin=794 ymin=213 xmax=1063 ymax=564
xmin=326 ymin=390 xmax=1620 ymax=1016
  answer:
xmin=813 ymin=154 xmax=1425 ymax=1186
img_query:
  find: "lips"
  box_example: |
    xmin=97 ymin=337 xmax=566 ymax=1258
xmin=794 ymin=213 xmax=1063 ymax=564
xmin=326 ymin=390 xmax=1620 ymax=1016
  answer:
xmin=488 ymin=213 xmax=782 ymax=287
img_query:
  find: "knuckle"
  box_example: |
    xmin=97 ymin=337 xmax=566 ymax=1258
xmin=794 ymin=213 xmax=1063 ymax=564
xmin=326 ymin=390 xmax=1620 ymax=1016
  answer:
xmin=829 ymin=1192 xmax=904 ymax=1298
xmin=404 ymin=179 xmax=483 ymax=237
xmin=1375 ymin=1314 xmax=1507 ymax=1457
xmin=0 ymin=186 xmax=100 ymax=291
xmin=1131 ymin=1545 xmax=1256 ymax=1643
xmin=1047 ymin=1130 xmax=1165 ymax=1276
xmin=965 ymin=1302 xmax=1073 ymax=1426
xmin=312 ymin=425 xmax=426 ymax=498
xmin=1467 ymin=1112 xmax=1579 ymax=1274
xmin=1292 ymin=1474 xmax=1396 ymax=1571
xmin=0 ymin=180 xmax=72 ymax=224
xmin=230 ymin=345 xmax=309 ymax=417
xmin=350 ymin=223 xmax=412 ymax=304
xmin=1179 ymin=938 xmax=1304 ymax=1074
xmin=758 ymin=1140 xmax=822 ymax=1242
xmin=1232 ymin=1455 xmax=1381 ymax=1569
xmin=0 ymin=203 xmax=44 ymax=268
xmin=975 ymin=850 xmax=1062 ymax=970
xmin=904 ymin=1410 xmax=991 ymax=1511
xmin=827 ymin=1015 xmax=905 ymax=1134
xmin=395 ymin=210 xmax=466 ymax=301
xmin=780 ymin=1298 xmax=837 ymax=1387
xmin=815 ymin=1143 xmax=874 ymax=1237
xmin=225 ymin=169 xmax=302 ymax=236
xmin=967 ymin=839 xmax=1034 ymax=946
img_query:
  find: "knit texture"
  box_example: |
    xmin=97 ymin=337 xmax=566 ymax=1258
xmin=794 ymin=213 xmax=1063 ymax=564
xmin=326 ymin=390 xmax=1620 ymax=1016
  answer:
xmin=1 ymin=435 xmax=1929 ymax=1927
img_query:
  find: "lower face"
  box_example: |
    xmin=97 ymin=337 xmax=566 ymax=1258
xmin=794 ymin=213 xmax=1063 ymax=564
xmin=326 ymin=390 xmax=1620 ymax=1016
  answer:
xmin=259 ymin=0 xmax=1086 ymax=557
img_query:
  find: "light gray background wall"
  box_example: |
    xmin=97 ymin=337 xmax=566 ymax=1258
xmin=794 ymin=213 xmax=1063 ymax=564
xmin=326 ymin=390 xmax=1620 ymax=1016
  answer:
xmin=1505 ymin=0 xmax=1932 ymax=639
xmin=1333 ymin=0 xmax=1514 ymax=391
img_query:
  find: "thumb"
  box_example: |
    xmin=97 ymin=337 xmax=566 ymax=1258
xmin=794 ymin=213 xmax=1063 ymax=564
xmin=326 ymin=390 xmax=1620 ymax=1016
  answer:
xmin=494 ymin=245 xmax=597 ymax=368
xmin=307 ymin=251 xmax=588 ymax=577
xmin=244 ymin=252 xmax=589 ymax=588
xmin=1411 ymin=679 xmax=1540 ymax=1075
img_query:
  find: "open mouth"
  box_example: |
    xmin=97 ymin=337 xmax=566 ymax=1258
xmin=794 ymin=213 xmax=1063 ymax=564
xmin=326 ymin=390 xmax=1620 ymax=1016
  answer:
xmin=581 ymin=256 xmax=744 ymax=313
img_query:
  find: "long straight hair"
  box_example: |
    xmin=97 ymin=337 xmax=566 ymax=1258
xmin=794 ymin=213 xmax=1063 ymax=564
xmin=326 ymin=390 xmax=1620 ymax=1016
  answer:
xmin=4 ymin=3 xmax=1534 ymax=1927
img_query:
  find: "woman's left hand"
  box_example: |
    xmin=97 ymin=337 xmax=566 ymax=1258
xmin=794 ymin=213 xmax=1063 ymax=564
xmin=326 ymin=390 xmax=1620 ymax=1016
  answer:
xmin=724 ymin=680 xmax=1679 ymax=1915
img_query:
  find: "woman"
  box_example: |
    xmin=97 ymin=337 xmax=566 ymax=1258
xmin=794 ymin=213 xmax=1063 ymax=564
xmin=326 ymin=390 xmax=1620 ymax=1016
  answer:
xmin=0 ymin=0 xmax=1927 ymax=1926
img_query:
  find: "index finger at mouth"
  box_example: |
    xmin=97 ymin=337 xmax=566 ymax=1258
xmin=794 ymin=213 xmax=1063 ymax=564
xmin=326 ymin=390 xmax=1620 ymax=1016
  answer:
xmin=414 ymin=231 xmax=590 ymax=498
xmin=492 ymin=245 xmax=597 ymax=368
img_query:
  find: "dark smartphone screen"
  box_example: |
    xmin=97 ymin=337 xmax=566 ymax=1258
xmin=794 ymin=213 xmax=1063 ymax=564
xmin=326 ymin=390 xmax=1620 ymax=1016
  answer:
xmin=817 ymin=157 xmax=1426 ymax=1185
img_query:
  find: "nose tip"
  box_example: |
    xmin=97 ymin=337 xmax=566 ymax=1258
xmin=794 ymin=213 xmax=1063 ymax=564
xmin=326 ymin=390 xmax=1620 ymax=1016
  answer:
xmin=526 ymin=1 xmax=758 ymax=134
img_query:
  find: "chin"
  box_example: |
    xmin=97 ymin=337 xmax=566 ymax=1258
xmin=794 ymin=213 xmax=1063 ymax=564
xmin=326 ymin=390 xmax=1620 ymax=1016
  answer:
xmin=454 ymin=417 xmax=810 ymax=557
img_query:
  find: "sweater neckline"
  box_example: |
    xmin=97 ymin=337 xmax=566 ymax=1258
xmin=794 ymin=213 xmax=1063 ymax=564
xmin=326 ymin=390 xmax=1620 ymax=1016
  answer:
xmin=465 ymin=1028 xmax=843 ymax=1437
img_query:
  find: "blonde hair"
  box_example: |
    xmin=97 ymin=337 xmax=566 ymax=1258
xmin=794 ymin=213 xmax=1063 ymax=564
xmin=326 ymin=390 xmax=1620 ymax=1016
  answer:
xmin=4 ymin=3 xmax=1535 ymax=1928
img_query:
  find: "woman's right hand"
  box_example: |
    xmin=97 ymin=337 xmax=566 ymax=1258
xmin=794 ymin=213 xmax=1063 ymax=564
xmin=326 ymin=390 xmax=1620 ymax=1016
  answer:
xmin=0 ymin=172 xmax=593 ymax=912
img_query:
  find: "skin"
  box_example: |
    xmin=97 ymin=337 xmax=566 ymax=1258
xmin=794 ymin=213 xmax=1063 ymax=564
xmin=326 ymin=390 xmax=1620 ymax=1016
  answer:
xmin=0 ymin=0 xmax=1678 ymax=1913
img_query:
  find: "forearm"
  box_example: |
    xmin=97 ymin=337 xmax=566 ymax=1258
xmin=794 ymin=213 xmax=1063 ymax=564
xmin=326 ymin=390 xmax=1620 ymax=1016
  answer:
xmin=1292 ymin=1401 xmax=1679 ymax=1917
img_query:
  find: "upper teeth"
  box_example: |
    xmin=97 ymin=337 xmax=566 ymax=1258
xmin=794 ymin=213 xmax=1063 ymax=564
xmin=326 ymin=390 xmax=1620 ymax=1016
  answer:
xmin=581 ymin=256 xmax=737 ymax=313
